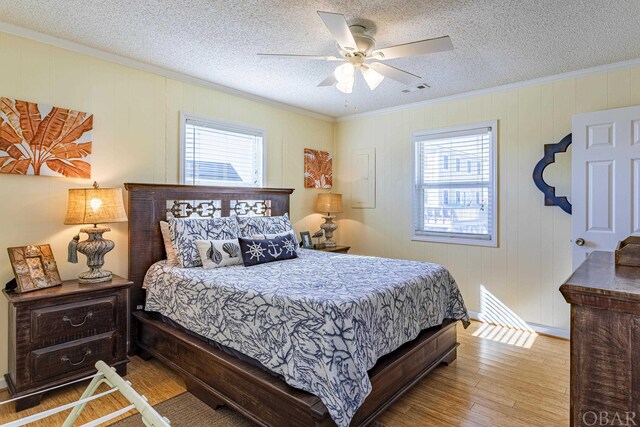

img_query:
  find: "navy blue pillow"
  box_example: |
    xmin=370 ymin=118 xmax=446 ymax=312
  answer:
xmin=239 ymin=235 xmax=298 ymax=267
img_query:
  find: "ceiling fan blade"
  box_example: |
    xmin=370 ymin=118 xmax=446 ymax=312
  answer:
xmin=372 ymin=36 xmax=453 ymax=60
xmin=317 ymin=73 xmax=337 ymax=87
xmin=257 ymin=53 xmax=342 ymax=61
xmin=368 ymin=62 xmax=423 ymax=85
xmin=317 ymin=11 xmax=358 ymax=52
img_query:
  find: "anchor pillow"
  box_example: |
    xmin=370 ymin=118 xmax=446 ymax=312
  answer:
xmin=238 ymin=235 xmax=298 ymax=267
xmin=195 ymin=239 xmax=243 ymax=269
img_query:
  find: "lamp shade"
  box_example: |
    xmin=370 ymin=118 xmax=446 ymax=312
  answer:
xmin=64 ymin=188 xmax=128 ymax=225
xmin=315 ymin=193 xmax=343 ymax=214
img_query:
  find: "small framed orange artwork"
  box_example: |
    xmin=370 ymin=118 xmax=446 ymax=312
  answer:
xmin=0 ymin=97 xmax=93 ymax=178
xmin=7 ymin=244 xmax=62 ymax=293
xmin=304 ymin=148 xmax=332 ymax=188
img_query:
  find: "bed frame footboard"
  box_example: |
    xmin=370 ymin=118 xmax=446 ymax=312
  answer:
xmin=133 ymin=311 xmax=459 ymax=427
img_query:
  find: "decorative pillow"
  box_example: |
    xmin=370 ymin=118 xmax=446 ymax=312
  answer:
xmin=238 ymin=235 xmax=298 ymax=267
xmin=236 ymin=213 xmax=298 ymax=246
xmin=159 ymin=221 xmax=179 ymax=266
xmin=169 ymin=217 xmax=240 ymax=268
xmin=195 ymin=239 xmax=242 ymax=268
xmin=251 ymin=231 xmax=301 ymax=252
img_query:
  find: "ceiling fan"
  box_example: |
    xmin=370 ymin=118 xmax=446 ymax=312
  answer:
xmin=258 ymin=11 xmax=453 ymax=94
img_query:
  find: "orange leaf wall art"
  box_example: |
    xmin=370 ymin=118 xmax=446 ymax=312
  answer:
xmin=304 ymin=148 xmax=332 ymax=188
xmin=0 ymin=97 xmax=93 ymax=178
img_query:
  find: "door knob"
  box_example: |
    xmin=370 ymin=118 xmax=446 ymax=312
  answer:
xmin=575 ymin=238 xmax=585 ymax=246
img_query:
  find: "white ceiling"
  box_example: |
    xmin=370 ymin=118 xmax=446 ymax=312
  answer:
xmin=1 ymin=1 xmax=639 ymax=118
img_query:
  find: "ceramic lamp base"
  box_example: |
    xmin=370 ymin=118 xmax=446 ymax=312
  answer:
xmin=320 ymin=215 xmax=338 ymax=248
xmin=78 ymin=269 xmax=113 ymax=284
xmin=76 ymin=226 xmax=115 ymax=284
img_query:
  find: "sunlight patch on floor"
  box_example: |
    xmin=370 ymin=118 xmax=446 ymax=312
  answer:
xmin=472 ymin=285 xmax=538 ymax=348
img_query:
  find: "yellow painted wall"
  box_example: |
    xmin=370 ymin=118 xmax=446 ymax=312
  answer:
xmin=335 ymin=65 xmax=640 ymax=331
xmin=2 ymin=25 xmax=640 ymax=382
xmin=0 ymin=32 xmax=334 ymax=376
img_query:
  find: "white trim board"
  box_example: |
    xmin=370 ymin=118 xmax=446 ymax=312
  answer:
xmin=467 ymin=310 xmax=570 ymax=340
xmin=0 ymin=377 xmax=6 ymax=392
xmin=337 ymin=56 xmax=640 ymax=122
xmin=0 ymin=21 xmax=335 ymax=123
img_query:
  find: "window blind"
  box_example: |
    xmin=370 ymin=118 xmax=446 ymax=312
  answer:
xmin=183 ymin=118 xmax=264 ymax=187
xmin=413 ymin=126 xmax=496 ymax=243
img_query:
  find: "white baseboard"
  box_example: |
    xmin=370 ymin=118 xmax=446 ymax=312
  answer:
xmin=0 ymin=377 xmax=6 ymax=391
xmin=467 ymin=310 xmax=570 ymax=339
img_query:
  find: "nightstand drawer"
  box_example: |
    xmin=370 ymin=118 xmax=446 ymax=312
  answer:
xmin=30 ymin=332 xmax=116 ymax=382
xmin=31 ymin=296 xmax=117 ymax=343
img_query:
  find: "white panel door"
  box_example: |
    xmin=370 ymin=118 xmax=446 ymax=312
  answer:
xmin=572 ymin=105 xmax=640 ymax=269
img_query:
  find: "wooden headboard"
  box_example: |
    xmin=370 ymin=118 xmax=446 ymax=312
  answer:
xmin=124 ymin=183 xmax=294 ymax=351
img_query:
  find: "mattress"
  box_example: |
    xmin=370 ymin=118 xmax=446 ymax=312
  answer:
xmin=143 ymin=249 xmax=469 ymax=427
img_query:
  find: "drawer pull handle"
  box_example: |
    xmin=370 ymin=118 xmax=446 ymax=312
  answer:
xmin=61 ymin=349 xmax=92 ymax=366
xmin=62 ymin=311 xmax=93 ymax=327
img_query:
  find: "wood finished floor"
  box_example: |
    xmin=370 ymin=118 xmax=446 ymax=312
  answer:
xmin=0 ymin=321 xmax=569 ymax=426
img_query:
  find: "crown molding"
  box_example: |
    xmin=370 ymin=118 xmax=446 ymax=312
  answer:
xmin=0 ymin=21 xmax=336 ymax=123
xmin=337 ymin=57 xmax=640 ymax=122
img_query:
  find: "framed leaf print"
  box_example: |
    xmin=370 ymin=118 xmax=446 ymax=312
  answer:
xmin=304 ymin=148 xmax=332 ymax=189
xmin=0 ymin=97 xmax=93 ymax=178
xmin=7 ymin=244 xmax=62 ymax=293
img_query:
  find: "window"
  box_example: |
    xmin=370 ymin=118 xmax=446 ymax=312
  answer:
xmin=181 ymin=113 xmax=265 ymax=187
xmin=443 ymin=155 xmax=449 ymax=170
xmin=412 ymin=121 xmax=497 ymax=246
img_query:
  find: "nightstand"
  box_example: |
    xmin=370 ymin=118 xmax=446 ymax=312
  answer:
xmin=313 ymin=245 xmax=351 ymax=254
xmin=2 ymin=275 xmax=131 ymax=411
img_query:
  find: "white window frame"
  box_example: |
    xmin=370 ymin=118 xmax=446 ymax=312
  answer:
xmin=179 ymin=112 xmax=267 ymax=187
xmin=411 ymin=121 xmax=498 ymax=247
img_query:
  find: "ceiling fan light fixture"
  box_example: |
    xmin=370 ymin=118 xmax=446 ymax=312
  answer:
xmin=361 ymin=66 xmax=384 ymax=90
xmin=260 ymin=11 xmax=453 ymax=97
xmin=334 ymin=63 xmax=355 ymax=83
xmin=336 ymin=78 xmax=354 ymax=94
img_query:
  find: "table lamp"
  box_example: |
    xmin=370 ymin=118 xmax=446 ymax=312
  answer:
xmin=315 ymin=193 xmax=343 ymax=248
xmin=65 ymin=183 xmax=128 ymax=284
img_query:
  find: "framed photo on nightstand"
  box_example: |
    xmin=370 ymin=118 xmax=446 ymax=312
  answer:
xmin=7 ymin=244 xmax=62 ymax=293
xmin=299 ymin=231 xmax=314 ymax=249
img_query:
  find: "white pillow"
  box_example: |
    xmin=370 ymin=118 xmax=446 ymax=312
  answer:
xmin=195 ymin=239 xmax=243 ymax=269
xmin=159 ymin=221 xmax=179 ymax=266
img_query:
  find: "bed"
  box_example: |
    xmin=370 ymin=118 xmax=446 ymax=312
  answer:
xmin=125 ymin=183 xmax=469 ymax=427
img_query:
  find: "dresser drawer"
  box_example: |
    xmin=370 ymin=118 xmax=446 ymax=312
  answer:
xmin=30 ymin=296 xmax=117 ymax=343
xmin=30 ymin=332 xmax=116 ymax=382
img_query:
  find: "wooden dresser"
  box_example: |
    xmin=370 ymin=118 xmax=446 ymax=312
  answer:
xmin=560 ymin=251 xmax=640 ymax=427
xmin=2 ymin=275 xmax=131 ymax=410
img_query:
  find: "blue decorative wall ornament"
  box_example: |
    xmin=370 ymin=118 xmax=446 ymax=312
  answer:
xmin=532 ymin=133 xmax=572 ymax=215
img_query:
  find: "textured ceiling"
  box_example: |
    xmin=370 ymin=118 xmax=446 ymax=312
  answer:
xmin=1 ymin=1 xmax=639 ymax=118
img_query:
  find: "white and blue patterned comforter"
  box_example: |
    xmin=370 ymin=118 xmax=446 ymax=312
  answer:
xmin=143 ymin=250 xmax=469 ymax=426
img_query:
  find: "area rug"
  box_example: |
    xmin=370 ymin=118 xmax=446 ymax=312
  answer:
xmin=110 ymin=392 xmax=388 ymax=426
xmin=109 ymin=392 xmax=254 ymax=427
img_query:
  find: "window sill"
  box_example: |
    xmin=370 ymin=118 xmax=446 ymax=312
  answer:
xmin=411 ymin=234 xmax=498 ymax=247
